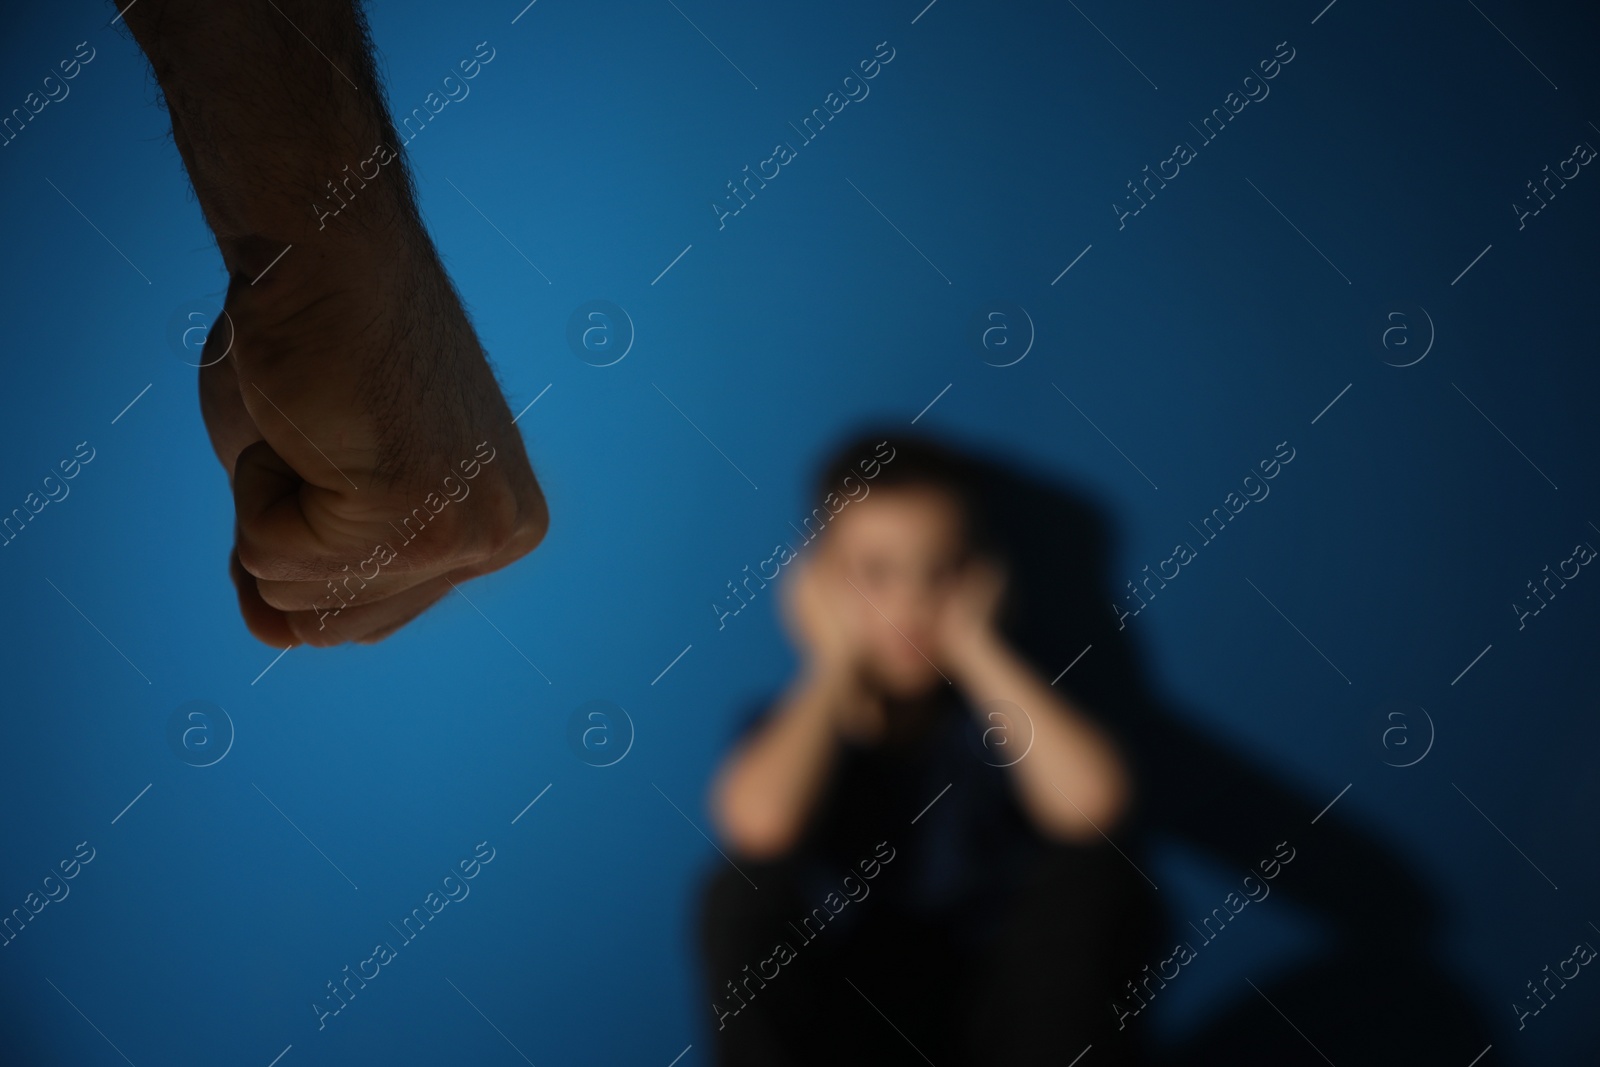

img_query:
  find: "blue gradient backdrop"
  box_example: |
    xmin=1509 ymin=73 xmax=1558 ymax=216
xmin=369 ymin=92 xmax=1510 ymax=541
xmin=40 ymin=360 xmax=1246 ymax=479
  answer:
xmin=2 ymin=0 xmax=1597 ymax=1063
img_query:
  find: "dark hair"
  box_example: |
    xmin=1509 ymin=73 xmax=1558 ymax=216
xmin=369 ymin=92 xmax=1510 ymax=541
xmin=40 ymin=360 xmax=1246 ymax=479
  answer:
xmin=812 ymin=431 xmax=992 ymax=553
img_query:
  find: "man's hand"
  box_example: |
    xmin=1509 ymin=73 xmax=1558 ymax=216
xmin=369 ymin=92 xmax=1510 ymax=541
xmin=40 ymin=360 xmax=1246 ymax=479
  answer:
xmin=781 ymin=554 xmax=864 ymax=678
xmin=200 ymin=235 xmax=547 ymax=648
xmin=122 ymin=0 xmax=548 ymax=646
xmin=780 ymin=555 xmax=886 ymax=739
xmin=935 ymin=557 xmax=1006 ymax=675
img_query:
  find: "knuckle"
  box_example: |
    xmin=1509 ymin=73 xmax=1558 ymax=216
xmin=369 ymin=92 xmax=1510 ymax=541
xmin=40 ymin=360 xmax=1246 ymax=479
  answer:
xmin=417 ymin=472 xmax=535 ymax=569
xmin=236 ymin=538 xmax=316 ymax=584
xmin=472 ymin=476 xmax=526 ymax=557
xmin=255 ymin=581 xmax=301 ymax=611
xmin=287 ymin=610 xmax=346 ymax=648
xmin=487 ymin=474 xmax=549 ymax=562
xmin=232 ymin=536 xmax=281 ymax=581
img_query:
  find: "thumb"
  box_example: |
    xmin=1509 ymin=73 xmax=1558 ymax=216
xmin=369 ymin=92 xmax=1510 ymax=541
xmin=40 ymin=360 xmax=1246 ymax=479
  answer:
xmin=233 ymin=439 xmax=344 ymax=582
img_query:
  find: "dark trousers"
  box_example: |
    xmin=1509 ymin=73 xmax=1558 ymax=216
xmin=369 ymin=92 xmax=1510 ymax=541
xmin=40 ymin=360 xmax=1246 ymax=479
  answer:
xmin=697 ymin=838 xmax=1163 ymax=1066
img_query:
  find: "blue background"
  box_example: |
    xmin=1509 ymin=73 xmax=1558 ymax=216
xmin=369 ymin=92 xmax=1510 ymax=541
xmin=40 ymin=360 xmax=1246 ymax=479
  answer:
xmin=2 ymin=0 xmax=1598 ymax=1062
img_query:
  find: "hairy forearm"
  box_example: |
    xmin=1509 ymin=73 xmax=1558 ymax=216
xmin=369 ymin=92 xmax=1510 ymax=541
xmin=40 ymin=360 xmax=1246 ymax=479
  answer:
xmin=952 ymin=635 xmax=1130 ymax=842
xmin=710 ymin=670 xmax=854 ymax=858
xmin=122 ymin=0 xmax=417 ymax=268
xmin=114 ymin=1 xmax=548 ymax=648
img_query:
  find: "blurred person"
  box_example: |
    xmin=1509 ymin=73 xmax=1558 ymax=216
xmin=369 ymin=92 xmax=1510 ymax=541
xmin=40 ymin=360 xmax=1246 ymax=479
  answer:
xmin=698 ymin=433 xmax=1161 ymax=1066
xmin=119 ymin=0 xmax=548 ymax=647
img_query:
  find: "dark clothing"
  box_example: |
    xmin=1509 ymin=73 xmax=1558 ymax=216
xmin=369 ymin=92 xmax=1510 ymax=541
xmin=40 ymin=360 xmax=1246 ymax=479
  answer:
xmin=698 ymin=690 xmax=1163 ymax=1065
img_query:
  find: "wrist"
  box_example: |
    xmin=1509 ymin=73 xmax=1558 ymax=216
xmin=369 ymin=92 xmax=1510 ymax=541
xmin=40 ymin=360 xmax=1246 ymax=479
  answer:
xmin=801 ymin=656 xmax=859 ymax=695
xmin=218 ymin=196 xmax=429 ymax=288
xmin=127 ymin=0 xmax=415 ymax=253
xmin=228 ymin=182 xmax=417 ymax=267
xmin=946 ymin=627 xmax=1007 ymax=683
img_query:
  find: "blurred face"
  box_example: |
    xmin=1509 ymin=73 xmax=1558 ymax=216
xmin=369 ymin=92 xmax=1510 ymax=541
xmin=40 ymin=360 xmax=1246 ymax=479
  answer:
xmin=823 ymin=486 xmax=968 ymax=697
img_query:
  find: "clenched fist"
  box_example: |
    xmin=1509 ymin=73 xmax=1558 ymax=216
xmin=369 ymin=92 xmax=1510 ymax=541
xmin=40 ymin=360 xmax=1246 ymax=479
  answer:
xmin=121 ymin=0 xmax=548 ymax=647
xmin=199 ymin=234 xmax=548 ymax=648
